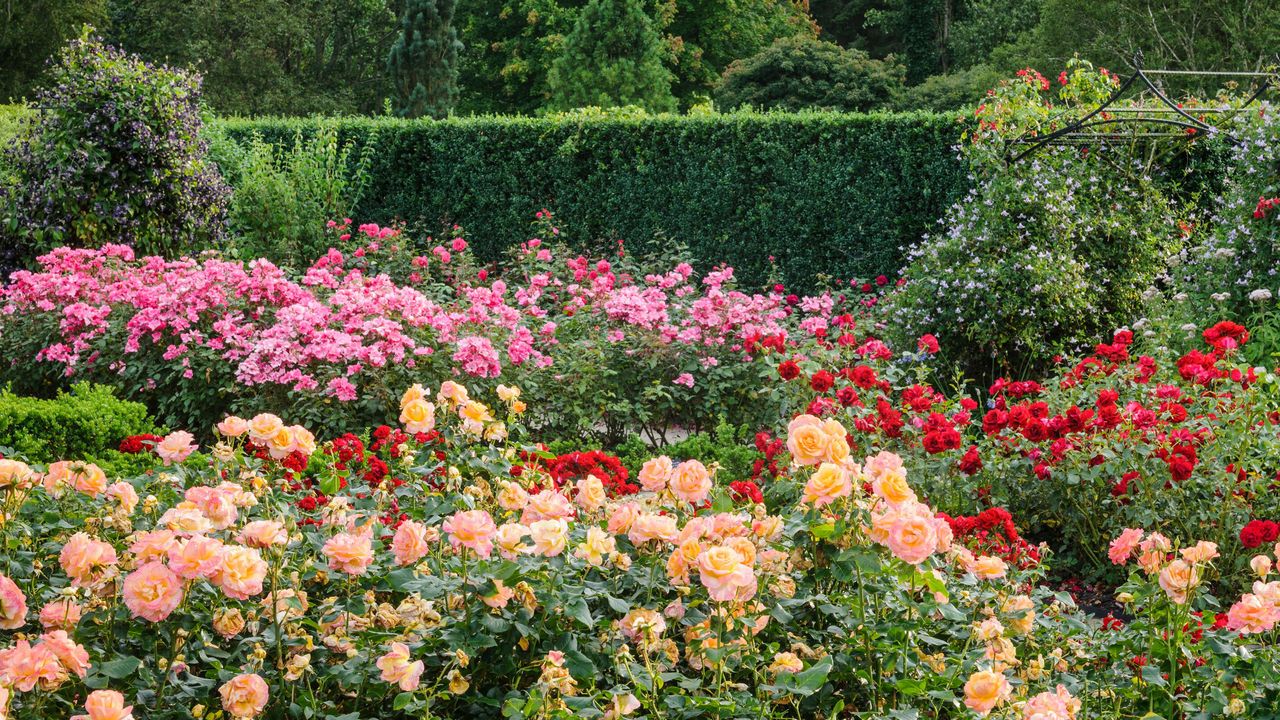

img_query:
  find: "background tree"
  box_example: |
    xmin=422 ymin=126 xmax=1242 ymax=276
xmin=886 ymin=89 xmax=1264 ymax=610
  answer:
xmin=456 ymin=0 xmax=586 ymax=114
xmin=546 ymin=0 xmax=676 ymax=111
xmin=715 ymin=35 xmax=905 ymax=112
xmin=0 ymin=0 xmax=108 ymax=101
xmin=387 ymin=0 xmax=463 ymax=118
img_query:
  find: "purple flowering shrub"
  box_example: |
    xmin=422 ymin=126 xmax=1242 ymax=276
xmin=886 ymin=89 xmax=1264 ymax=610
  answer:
xmin=0 ymin=35 xmax=229 ymax=275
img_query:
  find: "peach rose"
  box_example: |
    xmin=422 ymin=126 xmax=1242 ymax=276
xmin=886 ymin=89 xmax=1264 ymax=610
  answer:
xmin=494 ymin=523 xmax=530 ymax=559
xmin=2 ymin=640 xmax=66 ymax=691
xmin=71 ymin=689 xmax=134 ymax=720
xmin=213 ymin=545 xmax=268 ymax=600
xmin=59 ymin=532 xmax=118 ymax=587
xmin=638 ymin=456 xmax=673 ymax=493
xmin=483 ymin=579 xmax=516 ymax=608
xmin=1001 ymin=594 xmax=1035 ymax=635
xmin=0 ymin=458 xmax=33 ymax=489
xmin=574 ymin=527 xmax=617 ymax=566
xmin=522 ymin=489 xmax=574 ymax=523
xmin=158 ymin=503 xmax=214 ymax=534
xmin=401 ymin=383 xmax=427 ymax=406
xmin=496 ymin=384 xmax=521 ymax=402
xmin=248 ymin=413 xmax=284 ymax=444
xmin=129 ymin=530 xmax=180 ymax=562
xmin=786 ymin=415 xmax=829 ymax=466
xmin=1226 ymin=593 xmax=1280 ymax=634
xmin=575 ymin=475 xmax=607 ymax=513
xmin=696 ymin=545 xmax=756 ymax=602
xmin=391 ymin=520 xmax=433 ymax=566
xmin=496 ymin=481 xmax=529 ymax=512
xmin=670 ymin=459 xmax=712 ymax=505
xmin=289 ymin=425 xmax=316 ymax=457
xmin=399 ymin=398 xmax=436 ymax=435
xmin=963 ymin=669 xmax=1011 ymax=716
xmin=769 ymin=651 xmax=804 ymax=675
xmin=376 ymin=642 xmax=425 ymax=692
xmin=41 ymin=629 xmax=90 ymax=678
xmin=217 ymin=416 xmax=250 ymax=437
xmin=185 ymin=486 xmax=239 ymax=529
xmin=1252 ymin=555 xmax=1273 ymax=578
xmin=155 ymin=430 xmax=197 ymax=465
xmin=0 ymin=573 xmax=28 ymax=629
xmin=167 ymin=535 xmax=225 ymax=580
xmin=972 ymin=555 xmax=1008 ymax=580
xmin=323 ymin=532 xmax=375 ymax=575
xmin=886 ymin=513 xmax=938 ymax=565
xmin=529 ymin=519 xmax=569 ymax=557
xmin=863 ymin=450 xmax=905 ymax=481
xmin=213 ymin=607 xmax=247 ymax=638
xmin=1022 ymin=685 xmax=1078 ymax=720
xmin=122 ymin=561 xmax=184 ymax=622
xmin=219 ymin=673 xmax=269 ymax=718
xmin=871 ymin=467 xmax=915 ymax=506
xmin=266 ymin=426 xmax=295 ymax=460
xmin=39 ymin=598 xmax=82 ymax=631
xmin=1158 ymin=559 xmax=1200 ymax=604
xmin=106 ymin=482 xmax=139 ymax=514
xmin=628 ymin=513 xmax=680 ymax=545
xmin=442 ymin=509 xmax=498 ymax=558
xmin=1180 ymin=541 xmax=1219 ymax=564
xmin=802 ymin=462 xmax=851 ymax=507
xmin=44 ymin=461 xmax=108 ymax=497
xmin=436 ymin=380 xmax=469 ymax=407
xmin=607 ymin=502 xmax=641 ymax=534
xmin=1108 ymin=527 xmax=1144 ymax=565
xmin=238 ymin=520 xmax=287 ymax=549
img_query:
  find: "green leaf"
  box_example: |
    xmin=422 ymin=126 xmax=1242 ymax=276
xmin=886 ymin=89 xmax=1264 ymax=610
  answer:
xmin=100 ymin=655 xmax=142 ymax=679
xmin=393 ymin=692 xmax=414 ymax=711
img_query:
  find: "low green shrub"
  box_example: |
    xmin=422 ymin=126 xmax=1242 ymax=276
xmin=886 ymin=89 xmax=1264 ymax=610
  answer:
xmin=0 ymin=383 xmax=157 ymax=462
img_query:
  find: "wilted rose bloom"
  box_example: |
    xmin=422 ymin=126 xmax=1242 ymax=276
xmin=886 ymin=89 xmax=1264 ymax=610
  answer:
xmin=219 ymin=673 xmax=270 ymax=718
xmin=496 ymin=481 xmax=529 ymax=512
xmin=122 ymin=561 xmax=184 ymax=622
xmin=963 ymin=669 xmax=1011 ymax=716
xmin=802 ymin=462 xmax=851 ymax=507
xmin=0 ymin=573 xmax=28 ymax=629
xmin=213 ymin=545 xmax=269 ymax=600
xmin=238 ymin=520 xmax=287 ymax=549
xmin=155 ymin=430 xmax=197 ymax=465
xmin=213 ymin=607 xmax=247 ymax=638
xmin=669 ymin=460 xmax=712 ymax=505
xmin=604 ymin=692 xmax=640 ymax=720
xmin=768 ymin=651 xmax=803 ymax=675
xmin=619 ymin=608 xmax=666 ymax=644
xmin=70 ymin=689 xmax=134 ymax=720
xmin=323 ymin=531 xmax=375 ymax=575
xmin=39 ymin=598 xmax=82 ymax=631
xmin=376 ymin=642 xmax=424 ymax=692
xmin=391 ymin=520 xmax=433 ymax=566
xmin=638 ymin=456 xmax=673 ymax=493
xmin=217 ymin=416 xmax=250 ymax=437
xmin=442 ymin=509 xmax=498 ymax=558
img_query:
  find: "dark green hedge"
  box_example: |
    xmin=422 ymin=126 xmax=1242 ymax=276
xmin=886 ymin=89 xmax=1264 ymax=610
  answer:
xmin=216 ymin=111 xmax=969 ymax=286
xmin=0 ymin=383 xmax=156 ymax=462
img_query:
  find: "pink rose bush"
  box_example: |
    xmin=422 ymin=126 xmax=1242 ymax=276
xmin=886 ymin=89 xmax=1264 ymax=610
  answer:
xmin=1 ymin=383 xmax=1279 ymax=719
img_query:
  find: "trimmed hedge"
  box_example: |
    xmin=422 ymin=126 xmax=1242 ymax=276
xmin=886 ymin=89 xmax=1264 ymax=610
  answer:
xmin=216 ymin=111 xmax=969 ymax=286
xmin=0 ymin=382 xmax=156 ymax=462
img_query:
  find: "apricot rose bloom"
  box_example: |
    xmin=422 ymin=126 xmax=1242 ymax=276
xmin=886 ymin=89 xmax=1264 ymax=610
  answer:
xmin=238 ymin=520 xmax=288 ymax=549
xmin=399 ymin=397 xmax=436 ymax=434
xmin=323 ymin=531 xmax=375 ymax=575
xmin=802 ymin=462 xmax=851 ymax=506
xmin=248 ymin=413 xmax=285 ymax=444
xmin=217 ymin=415 xmax=250 ymax=437
xmin=442 ymin=509 xmax=498 ymax=558
xmin=669 ymin=459 xmax=712 ymax=505
xmin=0 ymin=573 xmax=28 ymax=629
xmin=391 ymin=519 xmax=434 ymax=566
xmin=786 ymin=415 xmax=832 ymax=466
xmin=376 ymin=642 xmax=425 ymax=692
xmin=71 ymin=689 xmax=134 ymax=720
xmin=213 ymin=545 xmax=269 ymax=600
xmin=963 ymin=668 xmax=1012 ymax=716
xmin=696 ymin=545 xmax=757 ymax=602
xmin=219 ymin=673 xmax=270 ymax=718
xmin=1108 ymin=527 xmax=1143 ymax=565
xmin=0 ymin=458 xmax=33 ymax=489
xmin=638 ymin=455 xmax=673 ymax=492
xmin=121 ymin=561 xmax=184 ymax=622
xmin=59 ymin=532 xmax=119 ymax=587
xmin=155 ymin=430 xmax=197 ymax=465
xmin=1022 ymin=685 xmax=1079 ymax=720
xmin=1158 ymin=559 xmax=1200 ymax=604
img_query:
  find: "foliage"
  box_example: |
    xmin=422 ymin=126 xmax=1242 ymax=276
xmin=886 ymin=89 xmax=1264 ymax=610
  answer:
xmin=0 ymin=383 xmax=155 ymax=463
xmin=106 ymin=0 xmax=398 ymax=116
xmin=456 ymin=0 xmax=586 ymax=115
xmin=215 ymin=126 xmax=376 ymax=267
xmin=388 ymin=0 xmax=463 ymax=119
xmin=714 ymin=35 xmax=905 ymax=112
xmin=0 ymin=0 xmax=108 ymax=102
xmin=0 ymin=36 xmax=229 ymax=276
xmin=893 ymin=64 xmax=1001 ymax=111
xmin=214 ymin=111 xmax=968 ymax=287
xmin=0 ymin=105 xmax=33 ymax=152
xmin=546 ymin=0 xmax=676 ymax=112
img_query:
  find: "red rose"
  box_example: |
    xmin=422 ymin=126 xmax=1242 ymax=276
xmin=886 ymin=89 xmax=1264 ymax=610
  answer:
xmin=810 ymin=370 xmax=835 ymax=392
xmin=957 ymin=446 xmax=982 ymax=475
xmin=778 ymin=360 xmax=801 ymax=380
xmin=917 ymin=334 xmax=940 ymax=354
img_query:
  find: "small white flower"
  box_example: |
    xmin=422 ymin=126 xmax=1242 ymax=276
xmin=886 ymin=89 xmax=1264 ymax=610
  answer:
xmin=1211 ymin=292 xmax=1231 ymax=302
xmin=1249 ymin=288 xmax=1273 ymax=302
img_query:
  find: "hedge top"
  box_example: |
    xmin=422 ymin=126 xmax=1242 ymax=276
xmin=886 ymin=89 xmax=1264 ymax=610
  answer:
xmin=216 ymin=110 xmax=971 ymax=288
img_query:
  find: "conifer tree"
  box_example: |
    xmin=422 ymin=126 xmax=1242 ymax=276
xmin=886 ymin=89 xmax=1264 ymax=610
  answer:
xmin=387 ymin=0 xmax=463 ymax=119
xmin=547 ymin=0 xmax=676 ymax=112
